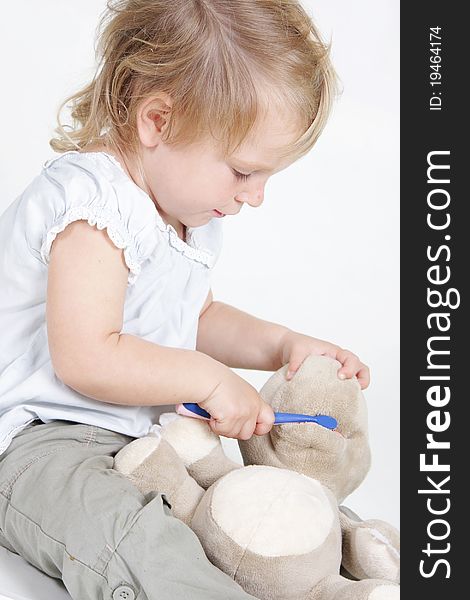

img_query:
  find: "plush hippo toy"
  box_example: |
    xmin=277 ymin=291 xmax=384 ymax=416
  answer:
xmin=114 ymin=355 xmax=400 ymax=599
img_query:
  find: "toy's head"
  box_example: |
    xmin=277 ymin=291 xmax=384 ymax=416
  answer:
xmin=239 ymin=355 xmax=371 ymax=502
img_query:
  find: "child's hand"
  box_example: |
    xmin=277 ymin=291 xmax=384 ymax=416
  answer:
xmin=199 ymin=367 xmax=275 ymax=440
xmin=279 ymin=330 xmax=370 ymax=389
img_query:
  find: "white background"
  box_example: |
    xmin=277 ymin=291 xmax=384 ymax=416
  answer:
xmin=0 ymin=1 xmax=399 ymax=528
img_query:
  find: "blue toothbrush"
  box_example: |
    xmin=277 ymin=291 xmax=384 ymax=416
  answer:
xmin=176 ymin=402 xmax=337 ymax=430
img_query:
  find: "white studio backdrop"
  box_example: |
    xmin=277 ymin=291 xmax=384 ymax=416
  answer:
xmin=0 ymin=1 xmax=399 ymax=528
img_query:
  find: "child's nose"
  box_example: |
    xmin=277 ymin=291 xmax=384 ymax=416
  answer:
xmin=236 ymin=187 xmax=264 ymax=208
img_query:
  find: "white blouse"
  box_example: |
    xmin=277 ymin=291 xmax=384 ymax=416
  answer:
xmin=0 ymin=151 xmax=223 ymax=454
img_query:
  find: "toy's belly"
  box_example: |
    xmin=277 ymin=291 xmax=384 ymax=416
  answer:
xmin=191 ymin=465 xmax=342 ymax=600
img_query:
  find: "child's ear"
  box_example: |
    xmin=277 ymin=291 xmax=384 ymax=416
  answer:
xmin=136 ymin=93 xmax=173 ymax=147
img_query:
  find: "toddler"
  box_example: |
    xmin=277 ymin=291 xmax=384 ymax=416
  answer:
xmin=0 ymin=1 xmax=369 ymax=598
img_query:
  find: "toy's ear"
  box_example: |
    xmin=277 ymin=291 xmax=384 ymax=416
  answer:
xmin=258 ymin=362 xmax=290 ymax=406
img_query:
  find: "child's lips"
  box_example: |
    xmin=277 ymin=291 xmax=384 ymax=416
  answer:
xmin=213 ymin=209 xmax=226 ymax=217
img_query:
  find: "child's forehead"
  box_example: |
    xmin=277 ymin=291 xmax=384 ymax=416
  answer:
xmin=185 ymin=99 xmax=302 ymax=170
xmin=223 ymin=109 xmax=302 ymax=171
xmin=226 ymin=126 xmax=301 ymax=171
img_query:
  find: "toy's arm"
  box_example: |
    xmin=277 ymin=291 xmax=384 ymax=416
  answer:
xmin=338 ymin=506 xmax=400 ymax=584
xmin=114 ymin=433 xmax=204 ymax=525
xmin=159 ymin=413 xmax=242 ymax=489
xmin=308 ymin=574 xmax=399 ymax=600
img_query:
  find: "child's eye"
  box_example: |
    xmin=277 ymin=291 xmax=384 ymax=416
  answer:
xmin=232 ymin=169 xmax=250 ymax=182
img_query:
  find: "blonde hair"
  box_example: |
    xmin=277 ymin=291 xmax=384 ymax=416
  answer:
xmin=50 ymin=0 xmax=338 ymax=163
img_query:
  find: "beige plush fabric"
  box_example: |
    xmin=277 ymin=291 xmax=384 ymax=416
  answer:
xmin=239 ymin=356 xmax=371 ymax=503
xmin=125 ymin=439 xmax=204 ymax=526
xmin=339 ymin=507 xmax=400 ymax=583
xmin=310 ymin=574 xmax=399 ymax=600
xmin=159 ymin=413 xmax=242 ymax=489
xmin=191 ymin=467 xmax=342 ymax=600
xmin=113 ymin=355 xmax=400 ymax=599
xmin=187 ymin=444 xmax=241 ymax=489
xmin=210 ymin=466 xmax=336 ymax=556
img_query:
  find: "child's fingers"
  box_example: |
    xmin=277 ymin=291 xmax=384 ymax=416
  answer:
xmin=237 ymin=419 xmax=258 ymax=441
xmin=356 ymin=365 xmax=371 ymax=389
xmin=337 ymin=351 xmax=370 ymax=390
xmin=286 ymin=355 xmax=305 ymax=380
xmin=337 ymin=350 xmax=370 ymax=383
xmin=286 ymin=358 xmax=302 ymax=380
xmin=209 ymin=416 xmax=239 ymax=438
xmin=336 ymin=349 xmax=360 ymax=378
xmin=254 ymin=403 xmax=275 ymax=436
xmin=253 ymin=420 xmax=273 ymax=436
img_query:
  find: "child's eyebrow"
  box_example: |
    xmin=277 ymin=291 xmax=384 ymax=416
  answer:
xmin=230 ymin=159 xmax=274 ymax=172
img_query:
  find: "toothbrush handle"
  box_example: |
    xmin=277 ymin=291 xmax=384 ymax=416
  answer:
xmin=178 ymin=403 xmax=284 ymax=423
xmin=177 ymin=404 xmax=337 ymax=431
xmin=273 ymin=412 xmax=303 ymax=424
xmin=176 ymin=403 xmax=211 ymax=420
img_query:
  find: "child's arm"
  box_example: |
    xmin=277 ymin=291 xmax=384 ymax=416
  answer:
xmin=47 ymin=221 xmax=222 ymax=405
xmin=196 ymin=297 xmax=370 ymax=389
xmin=196 ymin=297 xmax=289 ymax=372
xmin=46 ymin=221 xmax=274 ymax=438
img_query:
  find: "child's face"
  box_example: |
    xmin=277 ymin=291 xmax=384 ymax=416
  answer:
xmin=139 ymin=104 xmax=301 ymax=229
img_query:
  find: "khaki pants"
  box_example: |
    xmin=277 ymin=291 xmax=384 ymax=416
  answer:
xmin=0 ymin=420 xmax=256 ymax=599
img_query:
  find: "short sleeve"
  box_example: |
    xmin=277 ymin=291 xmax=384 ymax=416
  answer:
xmin=35 ymin=152 xmax=158 ymax=286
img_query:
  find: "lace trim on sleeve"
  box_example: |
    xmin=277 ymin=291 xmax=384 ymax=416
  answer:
xmin=40 ymin=205 xmax=142 ymax=285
